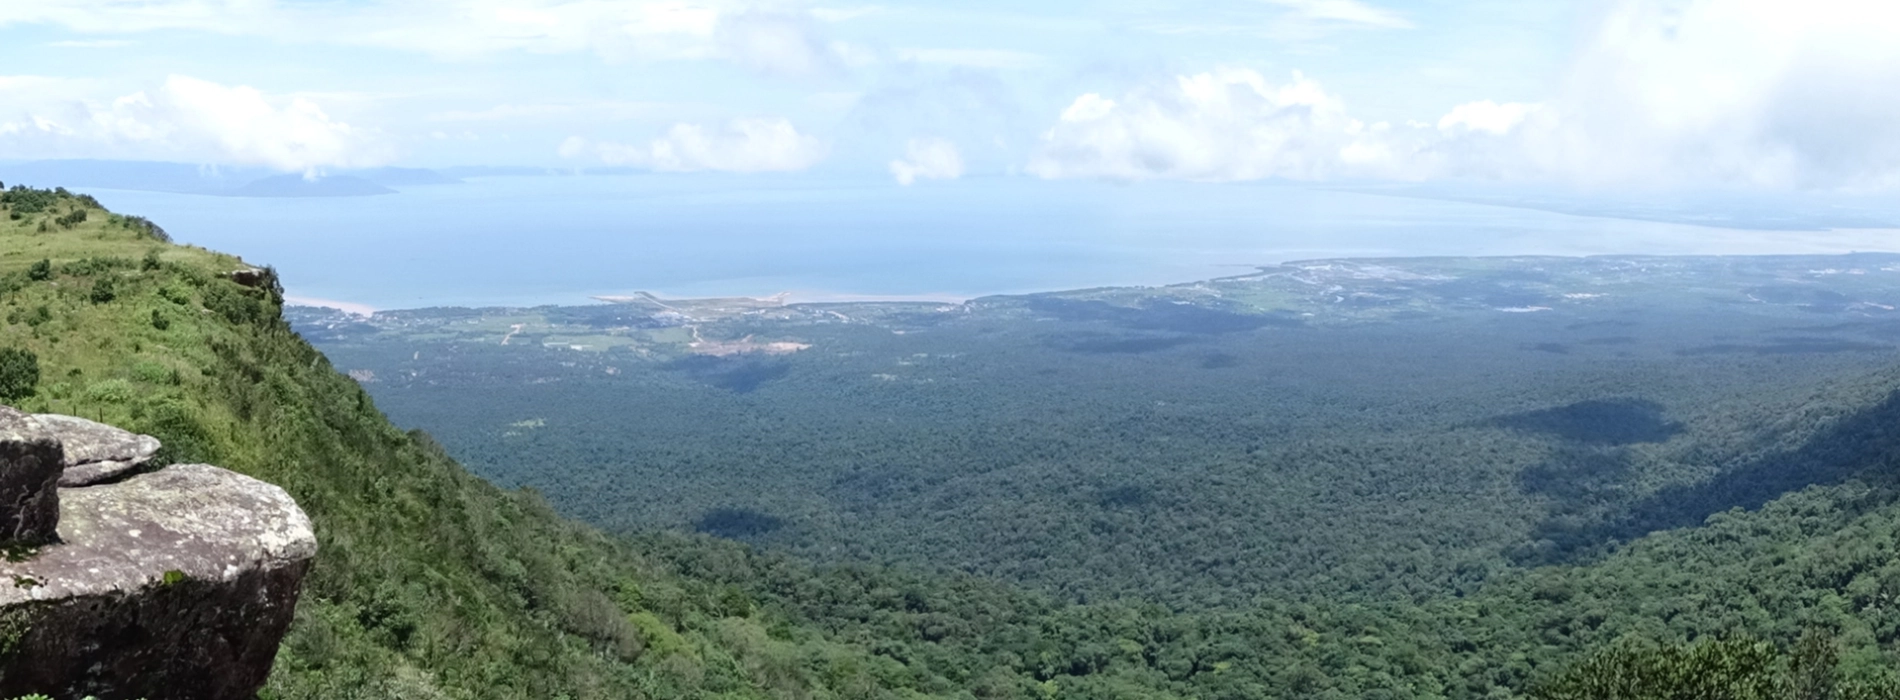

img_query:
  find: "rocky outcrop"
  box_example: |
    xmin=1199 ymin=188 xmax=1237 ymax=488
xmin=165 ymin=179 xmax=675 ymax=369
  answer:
xmin=228 ymin=267 xmax=270 ymax=289
xmin=33 ymin=413 xmax=160 ymax=487
xmin=0 ymin=411 xmax=316 ymax=700
xmin=0 ymin=408 xmax=61 ymax=546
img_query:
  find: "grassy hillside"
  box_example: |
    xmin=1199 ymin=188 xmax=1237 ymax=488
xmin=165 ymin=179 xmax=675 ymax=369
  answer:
xmin=0 ymin=184 xmax=1049 ymax=698
xmin=7 ymin=183 xmax=1900 ymax=699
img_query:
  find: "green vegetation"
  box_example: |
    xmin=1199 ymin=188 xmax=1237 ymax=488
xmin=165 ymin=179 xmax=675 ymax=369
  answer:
xmin=1 ymin=186 xmax=1025 ymax=698
xmin=1532 ymin=631 xmax=1900 ymax=700
xmin=308 ymin=256 xmax=1900 ymax=608
xmin=9 ymin=183 xmax=1900 ymax=698
xmin=0 ymin=349 xmax=36 ymax=402
xmin=305 ymin=252 xmax=1900 ymax=696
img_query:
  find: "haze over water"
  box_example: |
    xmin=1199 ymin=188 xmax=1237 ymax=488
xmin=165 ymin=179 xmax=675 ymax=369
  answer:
xmin=89 ymin=176 xmax=1900 ymax=311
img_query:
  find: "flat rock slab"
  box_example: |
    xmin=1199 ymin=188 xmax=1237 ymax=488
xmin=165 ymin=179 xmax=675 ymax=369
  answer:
xmin=32 ymin=413 xmax=161 ymax=487
xmin=0 ymin=464 xmax=317 ymax=700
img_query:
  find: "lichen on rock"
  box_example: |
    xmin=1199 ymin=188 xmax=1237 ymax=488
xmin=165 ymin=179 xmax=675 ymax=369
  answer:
xmin=0 ymin=408 xmax=316 ymax=700
xmin=0 ymin=408 xmax=61 ymax=547
xmin=31 ymin=413 xmax=161 ymax=488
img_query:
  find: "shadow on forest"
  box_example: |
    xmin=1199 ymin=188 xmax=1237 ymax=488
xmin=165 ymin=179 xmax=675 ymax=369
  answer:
xmin=830 ymin=469 xmax=926 ymax=513
xmin=1493 ymin=398 xmax=1684 ymax=446
xmin=664 ymin=355 xmax=792 ymax=393
xmin=1517 ymin=449 xmax=1631 ymax=503
xmin=1200 ymin=352 xmax=1241 ymax=369
xmin=1678 ymin=337 xmax=1890 ymax=356
xmin=1578 ymin=336 xmax=1637 ymax=346
xmin=1519 ymin=388 xmax=1900 ymax=566
xmin=695 ymin=508 xmax=787 ymax=539
xmin=1048 ymin=334 xmax=1196 ymax=354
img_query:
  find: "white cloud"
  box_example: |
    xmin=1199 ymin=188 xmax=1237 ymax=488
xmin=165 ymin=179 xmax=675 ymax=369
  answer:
xmin=1028 ymin=69 xmax=1418 ymax=182
xmin=714 ymin=11 xmax=839 ymax=77
xmin=47 ymin=39 xmax=132 ymax=48
xmin=426 ymin=101 xmax=684 ymax=123
xmin=0 ymin=75 xmax=387 ymax=172
xmin=1136 ymin=0 xmax=1411 ymax=39
xmin=896 ymin=48 xmax=1047 ymax=70
xmin=1539 ymin=0 xmax=1900 ymax=190
xmin=1 ymin=1 xmax=849 ymax=73
xmin=888 ymin=138 xmax=962 ymax=185
xmin=158 ymin=76 xmax=386 ymax=171
xmin=0 ymin=76 xmax=65 ymax=93
xmin=809 ymin=6 xmax=881 ymax=22
xmin=1436 ymin=100 xmax=1538 ymax=135
xmin=565 ymin=117 xmax=826 ymax=172
xmin=1259 ymin=0 xmax=1412 ymax=29
xmin=1035 ymin=0 xmax=1900 ymax=191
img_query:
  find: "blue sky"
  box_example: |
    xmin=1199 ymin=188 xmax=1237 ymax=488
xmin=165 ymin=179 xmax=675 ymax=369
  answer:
xmin=2 ymin=0 xmax=1897 ymax=191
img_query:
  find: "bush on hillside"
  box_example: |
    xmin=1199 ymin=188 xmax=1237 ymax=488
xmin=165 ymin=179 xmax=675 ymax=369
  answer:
xmin=0 ymin=347 xmax=40 ymax=401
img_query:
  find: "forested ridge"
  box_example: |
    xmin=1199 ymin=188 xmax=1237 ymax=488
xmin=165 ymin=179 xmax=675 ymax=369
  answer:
xmin=6 ymin=182 xmax=1900 ymax=697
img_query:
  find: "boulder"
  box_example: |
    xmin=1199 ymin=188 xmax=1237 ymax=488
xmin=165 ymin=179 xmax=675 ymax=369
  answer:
xmin=32 ymin=413 xmax=161 ymax=487
xmin=0 ymin=464 xmax=317 ymax=700
xmin=0 ymin=407 xmax=61 ymax=546
xmin=228 ymin=267 xmax=270 ymax=290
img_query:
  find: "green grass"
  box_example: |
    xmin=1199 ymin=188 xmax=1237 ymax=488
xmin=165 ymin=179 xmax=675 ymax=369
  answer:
xmin=0 ymin=187 xmax=1035 ymax=699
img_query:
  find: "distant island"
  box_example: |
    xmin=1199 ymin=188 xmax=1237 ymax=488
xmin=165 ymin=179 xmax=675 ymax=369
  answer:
xmin=0 ymin=159 xmax=460 ymax=198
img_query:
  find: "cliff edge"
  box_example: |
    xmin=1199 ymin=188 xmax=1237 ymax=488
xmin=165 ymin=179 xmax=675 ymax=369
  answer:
xmin=0 ymin=405 xmax=315 ymax=700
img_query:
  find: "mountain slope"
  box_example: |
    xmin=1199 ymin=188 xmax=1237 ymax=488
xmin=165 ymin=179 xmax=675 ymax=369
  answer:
xmin=0 ymin=185 xmax=1044 ymax=698
xmin=7 ymin=183 xmax=1900 ymax=698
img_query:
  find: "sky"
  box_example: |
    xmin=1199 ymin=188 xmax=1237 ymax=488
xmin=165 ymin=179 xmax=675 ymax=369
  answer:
xmin=2 ymin=0 xmax=1899 ymax=192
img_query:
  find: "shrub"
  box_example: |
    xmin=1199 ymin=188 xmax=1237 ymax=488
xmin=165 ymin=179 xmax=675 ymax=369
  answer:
xmin=157 ymin=284 xmax=191 ymax=305
xmin=26 ymin=259 xmax=50 ymax=282
xmin=0 ymin=348 xmax=39 ymax=401
xmin=89 ymin=277 xmax=116 ymax=304
xmin=203 ymin=283 xmax=264 ymax=325
xmin=131 ymin=360 xmax=173 ymax=384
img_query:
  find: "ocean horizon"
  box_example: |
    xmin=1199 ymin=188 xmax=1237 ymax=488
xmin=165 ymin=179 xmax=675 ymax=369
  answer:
xmin=83 ymin=174 xmax=1900 ymax=312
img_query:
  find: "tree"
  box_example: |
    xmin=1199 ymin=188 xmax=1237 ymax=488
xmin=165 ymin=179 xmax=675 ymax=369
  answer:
xmin=0 ymin=348 xmax=39 ymax=402
xmin=1532 ymin=638 xmax=1785 ymax=700
xmin=90 ymin=277 xmax=116 ymax=304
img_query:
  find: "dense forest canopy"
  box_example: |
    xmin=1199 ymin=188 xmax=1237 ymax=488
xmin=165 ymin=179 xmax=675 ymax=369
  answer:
xmin=288 ymin=252 xmax=1900 ymax=694
xmin=301 ymin=256 xmax=1900 ymax=607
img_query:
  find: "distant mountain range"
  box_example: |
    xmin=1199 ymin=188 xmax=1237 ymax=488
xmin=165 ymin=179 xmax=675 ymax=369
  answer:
xmin=0 ymin=160 xmax=462 ymax=198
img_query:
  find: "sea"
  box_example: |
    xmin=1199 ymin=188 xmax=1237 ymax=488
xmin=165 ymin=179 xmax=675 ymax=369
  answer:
xmin=84 ymin=174 xmax=1900 ymax=312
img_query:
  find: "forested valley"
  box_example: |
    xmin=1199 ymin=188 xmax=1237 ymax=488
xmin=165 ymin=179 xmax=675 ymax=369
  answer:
xmin=294 ymin=253 xmax=1900 ymax=696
